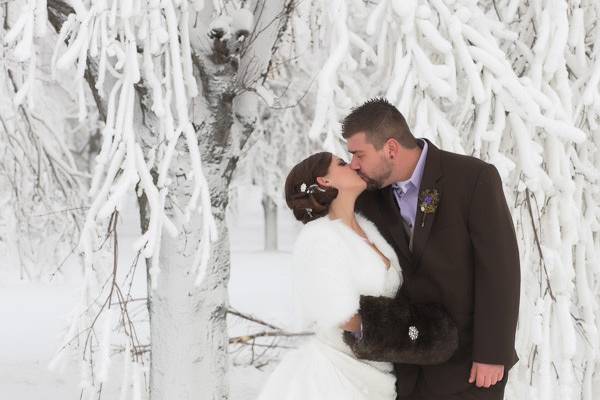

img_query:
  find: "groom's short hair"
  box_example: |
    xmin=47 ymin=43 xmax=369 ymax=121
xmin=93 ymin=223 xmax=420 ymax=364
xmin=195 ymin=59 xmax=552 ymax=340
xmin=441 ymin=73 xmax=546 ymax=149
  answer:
xmin=341 ymin=98 xmax=417 ymax=150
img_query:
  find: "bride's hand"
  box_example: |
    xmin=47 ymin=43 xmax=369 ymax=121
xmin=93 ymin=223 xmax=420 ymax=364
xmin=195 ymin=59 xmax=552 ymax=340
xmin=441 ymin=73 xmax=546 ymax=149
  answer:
xmin=341 ymin=314 xmax=362 ymax=333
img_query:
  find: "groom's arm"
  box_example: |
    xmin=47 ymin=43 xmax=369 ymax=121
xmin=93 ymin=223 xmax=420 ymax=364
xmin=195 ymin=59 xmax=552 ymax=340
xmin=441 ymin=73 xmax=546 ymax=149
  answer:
xmin=468 ymin=164 xmax=520 ymax=366
xmin=343 ymin=295 xmax=459 ymax=365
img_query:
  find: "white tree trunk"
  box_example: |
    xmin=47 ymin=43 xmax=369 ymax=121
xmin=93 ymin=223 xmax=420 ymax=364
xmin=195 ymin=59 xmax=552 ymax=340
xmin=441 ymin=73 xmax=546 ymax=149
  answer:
xmin=137 ymin=115 xmax=233 ymax=399
xmin=146 ymin=213 xmax=230 ymax=400
xmin=262 ymin=194 xmax=278 ymax=251
xmin=143 ymin=2 xmax=289 ymax=397
xmin=141 ymin=70 xmax=236 ymax=400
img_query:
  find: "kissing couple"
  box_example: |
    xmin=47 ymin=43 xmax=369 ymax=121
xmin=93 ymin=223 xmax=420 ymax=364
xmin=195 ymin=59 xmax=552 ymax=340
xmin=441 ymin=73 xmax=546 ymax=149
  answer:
xmin=257 ymin=98 xmax=521 ymax=400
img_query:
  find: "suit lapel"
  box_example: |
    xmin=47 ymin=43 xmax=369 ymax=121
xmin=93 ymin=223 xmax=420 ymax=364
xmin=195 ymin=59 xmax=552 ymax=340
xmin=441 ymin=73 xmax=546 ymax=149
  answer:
xmin=377 ymin=186 xmax=414 ymax=272
xmin=411 ymin=139 xmax=443 ymax=268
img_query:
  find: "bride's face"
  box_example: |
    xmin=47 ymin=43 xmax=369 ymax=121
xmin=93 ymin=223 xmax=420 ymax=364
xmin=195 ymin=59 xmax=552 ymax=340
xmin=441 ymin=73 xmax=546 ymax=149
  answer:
xmin=317 ymin=156 xmax=367 ymax=194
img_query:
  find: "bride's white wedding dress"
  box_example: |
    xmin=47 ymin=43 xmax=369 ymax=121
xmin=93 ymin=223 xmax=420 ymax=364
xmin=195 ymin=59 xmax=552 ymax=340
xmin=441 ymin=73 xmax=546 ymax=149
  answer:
xmin=256 ymin=213 xmax=402 ymax=400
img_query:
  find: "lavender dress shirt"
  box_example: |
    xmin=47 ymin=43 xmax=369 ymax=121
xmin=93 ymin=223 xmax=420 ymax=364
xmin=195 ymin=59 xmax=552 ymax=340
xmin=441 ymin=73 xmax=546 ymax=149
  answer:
xmin=391 ymin=138 xmax=429 ymax=238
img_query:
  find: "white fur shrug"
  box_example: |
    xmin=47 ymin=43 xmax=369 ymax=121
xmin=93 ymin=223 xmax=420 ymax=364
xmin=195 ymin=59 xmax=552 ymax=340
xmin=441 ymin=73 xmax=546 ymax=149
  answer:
xmin=291 ymin=213 xmax=403 ymax=330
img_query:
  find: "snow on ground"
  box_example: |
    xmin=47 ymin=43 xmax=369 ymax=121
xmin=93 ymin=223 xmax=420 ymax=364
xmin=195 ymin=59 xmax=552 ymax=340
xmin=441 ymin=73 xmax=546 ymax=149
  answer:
xmin=0 ymin=185 xmax=301 ymax=399
xmin=0 ymin=278 xmax=80 ymax=399
xmin=228 ymin=185 xmax=300 ymax=334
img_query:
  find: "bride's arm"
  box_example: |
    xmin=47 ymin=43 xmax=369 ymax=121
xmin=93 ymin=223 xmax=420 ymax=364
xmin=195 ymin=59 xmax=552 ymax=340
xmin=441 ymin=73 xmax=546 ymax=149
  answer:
xmin=293 ymin=226 xmax=363 ymax=330
xmin=342 ymin=295 xmax=459 ymax=365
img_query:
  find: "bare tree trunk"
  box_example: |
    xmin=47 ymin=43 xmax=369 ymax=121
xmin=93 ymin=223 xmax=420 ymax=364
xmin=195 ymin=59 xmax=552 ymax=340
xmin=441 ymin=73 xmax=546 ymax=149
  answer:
xmin=262 ymin=194 xmax=278 ymax=251
xmin=139 ymin=104 xmax=235 ymax=400
xmin=145 ymin=201 xmax=230 ymax=400
xmin=135 ymin=66 xmax=238 ymax=398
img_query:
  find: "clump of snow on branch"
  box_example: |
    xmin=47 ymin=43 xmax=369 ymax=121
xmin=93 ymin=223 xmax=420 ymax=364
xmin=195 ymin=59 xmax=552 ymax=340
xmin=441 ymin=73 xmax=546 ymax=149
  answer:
xmin=38 ymin=0 xmax=218 ymax=291
xmin=3 ymin=0 xmax=47 ymax=108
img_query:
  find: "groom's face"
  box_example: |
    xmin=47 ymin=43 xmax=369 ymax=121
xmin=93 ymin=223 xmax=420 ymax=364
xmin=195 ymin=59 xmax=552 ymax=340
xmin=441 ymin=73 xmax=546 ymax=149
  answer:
xmin=347 ymin=132 xmax=393 ymax=190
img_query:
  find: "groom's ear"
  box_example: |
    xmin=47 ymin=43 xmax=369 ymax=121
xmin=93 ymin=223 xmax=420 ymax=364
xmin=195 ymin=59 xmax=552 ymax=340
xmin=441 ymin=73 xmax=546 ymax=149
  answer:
xmin=384 ymin=138 xmax=400 ymax=160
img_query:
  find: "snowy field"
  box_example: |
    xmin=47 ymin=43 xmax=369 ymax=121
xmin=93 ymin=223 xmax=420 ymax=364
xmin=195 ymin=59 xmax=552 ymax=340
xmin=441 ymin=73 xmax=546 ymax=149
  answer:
xmin=0 ymin=185 xmax=303 ymax=400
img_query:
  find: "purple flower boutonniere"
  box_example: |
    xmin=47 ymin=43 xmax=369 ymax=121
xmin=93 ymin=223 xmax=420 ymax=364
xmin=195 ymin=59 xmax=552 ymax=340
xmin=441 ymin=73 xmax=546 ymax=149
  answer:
xmin=418 ymin=189 xmax=440 ymax=227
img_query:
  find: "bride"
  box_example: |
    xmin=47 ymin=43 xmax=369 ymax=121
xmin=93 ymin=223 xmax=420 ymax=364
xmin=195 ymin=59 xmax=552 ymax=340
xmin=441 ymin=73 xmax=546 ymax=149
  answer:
xmin=256 ymin=152 xmax=457 ymax=400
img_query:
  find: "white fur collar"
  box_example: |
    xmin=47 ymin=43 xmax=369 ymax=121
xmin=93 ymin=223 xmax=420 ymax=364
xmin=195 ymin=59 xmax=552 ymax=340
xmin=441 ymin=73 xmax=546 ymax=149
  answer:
xmin=355 ymin=212 xmax=403 ymax=283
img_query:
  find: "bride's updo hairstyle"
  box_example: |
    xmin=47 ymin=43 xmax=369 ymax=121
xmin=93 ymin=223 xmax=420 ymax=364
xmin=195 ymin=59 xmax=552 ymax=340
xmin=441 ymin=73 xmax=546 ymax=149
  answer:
xmin=285 ymin=152 xmax=339 ymax=224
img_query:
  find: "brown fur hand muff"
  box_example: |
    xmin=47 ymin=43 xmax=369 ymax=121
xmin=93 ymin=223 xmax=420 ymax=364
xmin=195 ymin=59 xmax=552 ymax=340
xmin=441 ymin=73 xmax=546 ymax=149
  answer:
xmin=343 ymin=295 xmax=459 ymax=365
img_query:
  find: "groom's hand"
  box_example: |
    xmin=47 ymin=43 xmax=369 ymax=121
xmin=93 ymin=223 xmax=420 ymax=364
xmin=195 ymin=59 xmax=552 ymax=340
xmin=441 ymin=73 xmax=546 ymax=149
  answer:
xmin=468 ymin=362 xmax=504 ymax=388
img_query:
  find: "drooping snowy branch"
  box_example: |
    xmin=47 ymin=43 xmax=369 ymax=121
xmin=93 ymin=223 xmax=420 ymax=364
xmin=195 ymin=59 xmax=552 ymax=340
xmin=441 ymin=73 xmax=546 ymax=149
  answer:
xmin=42 ymin=0 xmax=219 ymax=292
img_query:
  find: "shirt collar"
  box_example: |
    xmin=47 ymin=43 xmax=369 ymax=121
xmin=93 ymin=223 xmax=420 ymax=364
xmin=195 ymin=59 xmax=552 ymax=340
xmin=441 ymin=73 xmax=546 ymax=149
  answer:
xmin=392 ymin=138 xmax=429 ymax=193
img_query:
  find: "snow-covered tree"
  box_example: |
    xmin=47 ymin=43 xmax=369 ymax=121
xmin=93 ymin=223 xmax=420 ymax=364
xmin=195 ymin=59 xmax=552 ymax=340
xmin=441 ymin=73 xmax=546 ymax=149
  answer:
xmin=230 ymin=2 xmax=339 ymax=252
xmin=232 ymin=81 xmax=315 ymax=251
xmin=4 ymin=0 xmax=293 ymax=398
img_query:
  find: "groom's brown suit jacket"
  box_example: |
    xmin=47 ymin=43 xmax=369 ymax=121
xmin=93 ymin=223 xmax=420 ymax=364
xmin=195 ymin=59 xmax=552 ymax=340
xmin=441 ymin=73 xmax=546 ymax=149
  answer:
xmin=355 ymin=139 xmax=520 ymax=397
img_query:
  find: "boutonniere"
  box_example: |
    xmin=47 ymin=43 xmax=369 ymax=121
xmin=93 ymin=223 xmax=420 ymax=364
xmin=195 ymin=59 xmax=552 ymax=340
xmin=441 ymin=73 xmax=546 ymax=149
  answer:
xmin=418 ymin=189 xmax=440 ymax=227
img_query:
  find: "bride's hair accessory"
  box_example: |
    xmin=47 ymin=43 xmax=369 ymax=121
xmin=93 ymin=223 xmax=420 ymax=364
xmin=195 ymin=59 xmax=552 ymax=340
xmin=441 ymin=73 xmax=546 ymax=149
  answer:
xmin=300 ymin=183 xmax=327 ymax=195
xmin=298 ymin=184 xmax=326 ymax=219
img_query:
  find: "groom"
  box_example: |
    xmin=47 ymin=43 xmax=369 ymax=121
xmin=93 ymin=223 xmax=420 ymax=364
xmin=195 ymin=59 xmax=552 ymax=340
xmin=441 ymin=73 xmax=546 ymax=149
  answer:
xmin=342 ymin=98 xmax=520 ymax=399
